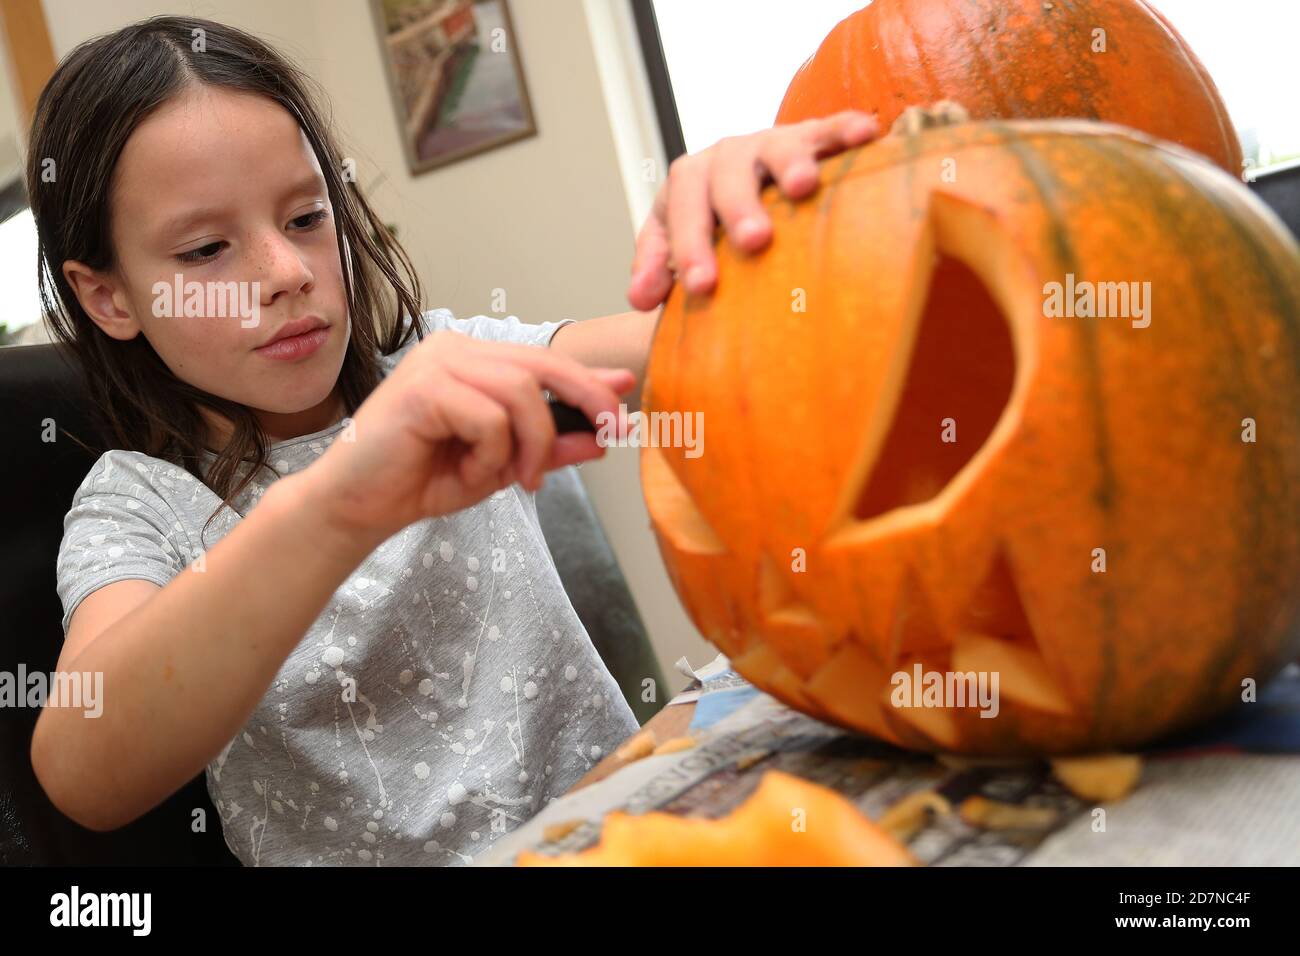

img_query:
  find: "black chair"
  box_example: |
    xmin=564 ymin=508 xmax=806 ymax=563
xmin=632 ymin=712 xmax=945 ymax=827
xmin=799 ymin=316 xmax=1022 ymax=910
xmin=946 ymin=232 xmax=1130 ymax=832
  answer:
xmin=0 ymin=342 xmax=662 ymax=865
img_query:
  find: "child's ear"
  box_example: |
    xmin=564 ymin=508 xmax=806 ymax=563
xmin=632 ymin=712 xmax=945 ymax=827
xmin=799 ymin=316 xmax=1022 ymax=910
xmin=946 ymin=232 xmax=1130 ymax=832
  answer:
xmin=62 ymin=260 xmax=142 ymax=341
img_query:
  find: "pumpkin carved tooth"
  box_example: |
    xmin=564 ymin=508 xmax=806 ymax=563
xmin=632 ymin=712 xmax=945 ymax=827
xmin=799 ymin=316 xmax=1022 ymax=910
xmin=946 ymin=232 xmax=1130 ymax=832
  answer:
xmin=887 ymin=570 xmax=948 ymax=669
xmin=957 ymin=549 xmax=1041 ymax=650
xmin=951 ymin=633 xmax=1075 ymax=717
xmin=730 ymin=643 xmax=828 ymax=718
xmin=755 ymin=553 xmax=837 ymax=678
xmin=949 ymin=549 xmax=1076 ymax=716
xmin=883 ymin=692 xmax=964 ymax=751
xmin=804 ymin=640 xmax=904 ymax=746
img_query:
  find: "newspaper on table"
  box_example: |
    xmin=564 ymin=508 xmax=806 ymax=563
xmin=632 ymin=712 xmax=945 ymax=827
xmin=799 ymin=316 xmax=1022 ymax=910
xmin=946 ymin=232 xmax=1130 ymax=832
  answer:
xmin=477 ymin=658 xmax=1300 ymax=866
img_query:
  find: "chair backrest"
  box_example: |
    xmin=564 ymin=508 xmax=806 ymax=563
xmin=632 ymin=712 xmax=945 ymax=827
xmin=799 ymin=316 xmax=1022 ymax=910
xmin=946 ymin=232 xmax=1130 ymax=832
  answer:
xmin=534 ymin=465 xmax=664 ymax=724
xmin=0 ymin=343 xmax=237 ymax=864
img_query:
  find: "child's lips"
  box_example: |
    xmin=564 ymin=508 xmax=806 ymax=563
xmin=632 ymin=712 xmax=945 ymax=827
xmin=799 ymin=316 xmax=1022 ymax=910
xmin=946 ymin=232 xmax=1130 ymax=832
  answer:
xmin=254 ymin=325 xmax=330 ymax=361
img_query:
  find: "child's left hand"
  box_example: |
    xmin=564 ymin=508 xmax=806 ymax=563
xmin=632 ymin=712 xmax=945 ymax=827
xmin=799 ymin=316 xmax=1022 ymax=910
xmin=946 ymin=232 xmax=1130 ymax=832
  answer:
xmin=626 ymin=109 xmax=880 ymax=311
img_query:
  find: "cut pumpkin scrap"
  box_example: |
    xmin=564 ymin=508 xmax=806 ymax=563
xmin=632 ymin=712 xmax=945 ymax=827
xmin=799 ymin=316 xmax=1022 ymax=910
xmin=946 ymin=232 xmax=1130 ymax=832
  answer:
xmin=877 ymin=789 xmax=953 ymax=842
xmin=734 ymin=749 xmax=771 ymax=771
xmin=541 ymin=819 xmax=585 ymax=843
xmin=652 ymin=735 xmax=699 ymax=756
xmin=613 ymin=729 xmax=657 ymax=763
xmin=958 ymin=795 xmax=1059 ymax=831
xmin=516 ymin=770 xmax=918 ymax=867
xmin=1050 ymin=754 xmax=1143 ymax=802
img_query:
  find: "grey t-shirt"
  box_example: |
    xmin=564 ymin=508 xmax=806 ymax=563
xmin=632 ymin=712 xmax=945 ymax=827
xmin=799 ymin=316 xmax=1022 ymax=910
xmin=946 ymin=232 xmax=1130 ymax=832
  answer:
xmin=55 ymin=308 xmax=640 ymax=866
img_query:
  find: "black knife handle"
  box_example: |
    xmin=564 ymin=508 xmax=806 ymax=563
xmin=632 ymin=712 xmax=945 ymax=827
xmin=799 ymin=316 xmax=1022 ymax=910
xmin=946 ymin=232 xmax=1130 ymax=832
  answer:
xmin=547 ymin=396 xmax=596 ymax=434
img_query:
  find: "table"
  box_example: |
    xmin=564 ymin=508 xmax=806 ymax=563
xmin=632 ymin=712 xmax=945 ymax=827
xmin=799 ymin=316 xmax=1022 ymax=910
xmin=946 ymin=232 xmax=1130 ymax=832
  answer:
xmin=568 ymin=698 xmax=697 ymax=793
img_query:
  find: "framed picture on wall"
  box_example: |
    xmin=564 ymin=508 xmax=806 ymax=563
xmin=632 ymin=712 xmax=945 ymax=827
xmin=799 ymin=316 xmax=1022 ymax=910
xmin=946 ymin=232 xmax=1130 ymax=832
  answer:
xmin=370 ymin=0 xmax=538 ymax=175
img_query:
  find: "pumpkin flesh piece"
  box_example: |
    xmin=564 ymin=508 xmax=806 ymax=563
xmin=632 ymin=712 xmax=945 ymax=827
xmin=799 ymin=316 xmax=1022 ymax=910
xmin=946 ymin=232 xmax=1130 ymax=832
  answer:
xmin=516 ymin=770 xmax=918 ymax=867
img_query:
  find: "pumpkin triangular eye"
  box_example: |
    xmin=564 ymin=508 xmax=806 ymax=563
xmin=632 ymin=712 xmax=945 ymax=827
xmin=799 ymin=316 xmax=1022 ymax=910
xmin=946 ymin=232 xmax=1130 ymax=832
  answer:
xmin=853 ymin=214 xmax=1016 ymax=522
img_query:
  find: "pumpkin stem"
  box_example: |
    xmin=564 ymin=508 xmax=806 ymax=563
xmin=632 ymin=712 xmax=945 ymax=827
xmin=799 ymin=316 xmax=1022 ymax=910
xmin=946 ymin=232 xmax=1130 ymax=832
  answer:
xmin=889 ymin=100 xmax=970 ymax=136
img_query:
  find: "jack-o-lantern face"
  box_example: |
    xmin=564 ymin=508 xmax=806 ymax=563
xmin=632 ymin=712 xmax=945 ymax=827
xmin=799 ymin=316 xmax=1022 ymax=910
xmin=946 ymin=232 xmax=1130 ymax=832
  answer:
xmin=640 ymin=118 xmax=1300 ymax=756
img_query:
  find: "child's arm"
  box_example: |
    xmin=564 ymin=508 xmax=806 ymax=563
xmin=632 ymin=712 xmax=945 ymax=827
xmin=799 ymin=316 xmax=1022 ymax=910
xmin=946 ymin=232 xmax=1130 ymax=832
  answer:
xmin=33 ymin=329 xmax=633 ymax=832
xmin=548 ymin=309 xmax=659 ymax=413
xmin=32 ymin=470 xmax=390 ymax=832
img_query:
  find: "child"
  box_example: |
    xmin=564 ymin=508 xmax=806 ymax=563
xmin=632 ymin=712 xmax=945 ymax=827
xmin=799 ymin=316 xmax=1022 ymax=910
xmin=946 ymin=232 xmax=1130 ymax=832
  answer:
xmin=27 ymin=15 xmax=875 ymax=866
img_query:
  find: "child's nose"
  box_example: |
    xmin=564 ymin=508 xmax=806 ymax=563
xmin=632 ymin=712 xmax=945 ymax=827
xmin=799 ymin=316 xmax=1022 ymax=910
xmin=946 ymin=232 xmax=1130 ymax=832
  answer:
xmin=250 ymin=230 xmax=314 ymax=294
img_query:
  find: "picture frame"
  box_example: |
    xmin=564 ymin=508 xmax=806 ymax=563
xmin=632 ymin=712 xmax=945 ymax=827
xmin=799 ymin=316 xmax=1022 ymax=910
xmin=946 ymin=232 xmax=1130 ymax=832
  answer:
xmin=369 ymin=0 xmax=538 ymax=176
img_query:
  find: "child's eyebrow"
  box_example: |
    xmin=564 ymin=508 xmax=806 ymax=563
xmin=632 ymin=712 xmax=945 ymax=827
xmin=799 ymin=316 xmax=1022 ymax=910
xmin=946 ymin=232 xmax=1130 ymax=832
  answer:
xmin=155 ymin=173 xmax=328 ymax=240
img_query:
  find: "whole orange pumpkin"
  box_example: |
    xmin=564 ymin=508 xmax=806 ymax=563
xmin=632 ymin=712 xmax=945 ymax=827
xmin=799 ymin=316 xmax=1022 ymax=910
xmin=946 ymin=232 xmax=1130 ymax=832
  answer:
xmin=775 ymin=0 xmax=1243 ymax=177
xmin=640 ymin=116 xmax=1300 ymax=755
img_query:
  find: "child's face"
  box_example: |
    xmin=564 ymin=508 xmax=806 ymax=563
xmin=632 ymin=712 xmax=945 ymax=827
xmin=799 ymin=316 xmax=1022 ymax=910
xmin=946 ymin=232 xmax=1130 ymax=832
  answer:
xmin=64 ymin=84 xmax=351 ymax=443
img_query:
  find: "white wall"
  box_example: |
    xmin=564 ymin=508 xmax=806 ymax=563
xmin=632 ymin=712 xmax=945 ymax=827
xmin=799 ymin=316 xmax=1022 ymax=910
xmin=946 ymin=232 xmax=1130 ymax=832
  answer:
xmin=39 ymin=0 xmax=711 ymax=694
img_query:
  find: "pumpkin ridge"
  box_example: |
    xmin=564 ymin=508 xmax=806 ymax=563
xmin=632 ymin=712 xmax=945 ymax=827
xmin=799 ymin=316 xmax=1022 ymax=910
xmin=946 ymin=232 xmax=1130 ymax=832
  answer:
xmin=1142 ymin=140 xmax=1300 ymax=695
xmin=946 ymin=0 xmax=1014 ymax=119
xmin=990 ymin=128 xmax=1123 ymax=732
xmin=1041 ymin=0 xmax=1104 ymax=121
xmin=1165 ymin=155 xmax=1300 ymax=365
xmin=1074 ymin=132 xmax=1271 ymax=715
xmin=892 ymin=0 xmax=943 ymax=106
xmin=994 ymin=127 xmax=1116 ymax=511
xmin=799 ymin=122 xmax=1205 ymax=213
xmin=1068 ymin=130 xmax=1300 ymax=739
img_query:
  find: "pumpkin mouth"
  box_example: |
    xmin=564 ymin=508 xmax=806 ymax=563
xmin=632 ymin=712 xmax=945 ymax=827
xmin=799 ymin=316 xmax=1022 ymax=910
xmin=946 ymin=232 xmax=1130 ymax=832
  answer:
xmin=832 ymin=193 xmax=1039 ymax=539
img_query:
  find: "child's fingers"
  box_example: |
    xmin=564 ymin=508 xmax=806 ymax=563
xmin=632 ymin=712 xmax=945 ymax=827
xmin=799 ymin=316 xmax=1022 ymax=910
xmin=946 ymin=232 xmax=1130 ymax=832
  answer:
xmin=446 ymin=356 xmax=556 ymax=491
xmin=545 ymin=432 xmax=607 ymax=471
xmin=450 ymin=339 xmax=628 ymax=437
xmin=425 ymin=376 xmax=513 ymax=488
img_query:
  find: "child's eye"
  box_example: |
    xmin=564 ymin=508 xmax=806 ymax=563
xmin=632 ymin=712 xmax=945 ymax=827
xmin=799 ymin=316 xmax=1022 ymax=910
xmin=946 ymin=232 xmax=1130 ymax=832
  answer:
xmin=172 ymin=211 xmax=327 ymax=265
xmin=291 ymin=209 xmax=329 ymax=230
xmin=176 ymin=241 xmax=225 ymax=265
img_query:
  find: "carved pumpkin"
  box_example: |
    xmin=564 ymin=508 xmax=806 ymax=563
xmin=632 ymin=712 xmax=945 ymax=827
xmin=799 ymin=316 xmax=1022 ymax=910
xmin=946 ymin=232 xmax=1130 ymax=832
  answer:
xmin=640 ymin=116 xmax=1300 ymax=756
xmin=516 ymin=770 xmax=916 ymax=866
xmin=775 ymin=0 xmax=1243 ymax=177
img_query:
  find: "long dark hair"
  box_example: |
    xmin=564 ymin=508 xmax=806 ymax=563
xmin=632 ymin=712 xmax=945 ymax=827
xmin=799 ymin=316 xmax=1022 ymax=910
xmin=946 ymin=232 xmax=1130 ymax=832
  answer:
xmin=27 ymin=15 xmax=426 ymax=544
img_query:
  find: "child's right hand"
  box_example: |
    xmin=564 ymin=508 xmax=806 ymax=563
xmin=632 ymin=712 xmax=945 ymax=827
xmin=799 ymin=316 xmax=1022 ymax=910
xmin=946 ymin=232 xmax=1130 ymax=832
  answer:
xmin=300 ymin=329 xmax=634 ymax=541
